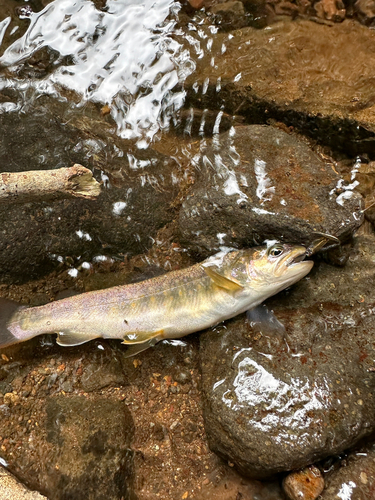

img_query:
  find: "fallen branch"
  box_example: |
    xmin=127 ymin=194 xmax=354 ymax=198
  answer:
xmin=0 ymin=164 xmax=101 ymax=205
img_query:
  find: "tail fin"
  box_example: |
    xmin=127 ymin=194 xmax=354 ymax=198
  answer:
xmin=0 ymin=298 xmax=23 ymax=348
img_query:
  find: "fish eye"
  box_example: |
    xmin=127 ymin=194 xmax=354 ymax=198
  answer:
xmin=268 ymin=245 xmax=284 ymax=257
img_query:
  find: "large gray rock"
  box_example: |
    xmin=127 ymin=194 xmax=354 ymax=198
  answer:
xmin=0 ymin=94 xmax=181 ymax=283
xmin=200 ymin=234 xmax=375 ymax=479
xmin=179 ymin=125 xmax=363 ymax=256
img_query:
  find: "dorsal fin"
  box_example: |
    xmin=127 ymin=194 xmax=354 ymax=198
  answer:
xmin=202 ymin=265 xmax=244 ymax=291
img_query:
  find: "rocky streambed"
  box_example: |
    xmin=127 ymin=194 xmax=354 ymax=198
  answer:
xmin=1 ymin=1 xmax=375 ymax=499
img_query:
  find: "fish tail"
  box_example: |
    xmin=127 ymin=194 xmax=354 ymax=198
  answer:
xmin=0 ymin=298 xmax=25 ymax=348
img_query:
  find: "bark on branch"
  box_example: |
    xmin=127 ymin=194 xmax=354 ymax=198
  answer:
xmin=0 ymin=165 xmax=101 ymax=205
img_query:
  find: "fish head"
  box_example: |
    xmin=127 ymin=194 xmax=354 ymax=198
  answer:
xmin=223 ymin=243 xmax=313 ymax=297
xmin=243 ymin=243 xmax=314 ymax=293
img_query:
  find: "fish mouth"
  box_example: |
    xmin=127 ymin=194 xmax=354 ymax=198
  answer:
xmin=276 ymin=246 xmax=313 ymax=276
xmin=287 ymin=248 xmax=308 ymax=267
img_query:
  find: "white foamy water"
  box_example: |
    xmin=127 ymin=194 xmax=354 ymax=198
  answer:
xmin=0 ymin=0 xmax=195 ymax=146
xmin=254 ymin=158 xmax=275 ymax=203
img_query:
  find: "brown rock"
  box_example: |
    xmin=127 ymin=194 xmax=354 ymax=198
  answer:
xmin=355 ymin=0 xmax=375 ymax=24
xmin=210 ymin=0 xmax=246 ymax=14
xmin=179 ymin=125 xmax=363 ymax=258
xmin=274 ymin=1 xmax=300 ymax=16
xmin=200 ymin=233 xmax=375 ymax=478
xmin=184 ymin=19 xmax=375 ymax=157
xmin=314 ymin=0 xmax=346 ymax=21
xmin=321 ymin=442 xmax=375 ymax=499
xmin=283 ymin=466 xmax=325 ymax=500
xmin=209 ymin=1 xmax=249 ymax=30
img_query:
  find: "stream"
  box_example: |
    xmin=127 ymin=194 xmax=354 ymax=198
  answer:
xmin=0 ymin=0 xmax=375 ymax=499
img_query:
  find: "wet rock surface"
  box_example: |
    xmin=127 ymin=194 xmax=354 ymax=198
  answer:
xmin=184 ymin=19 xmax=375 ymax=156
xmin=188 ymin=0 xmax=375 ymax=26
xmin=179 ymin=125 xmax=362 ymax=256
xmin=200 ymin=233 xmax=375 ymax=478
xmin=43 ymin=396 xmax=134 ymax=500
xmin=321 ymin=442 xmax=375 ymax=499
xmin=0 ymin=343 xmax=135 ymax=500
xmin=0 ymin=95 xmax=182 ymax=283
xmin=282 ymin=465 xmax=324 ymax=500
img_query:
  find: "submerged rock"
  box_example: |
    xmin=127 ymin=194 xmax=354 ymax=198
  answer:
xmin=42 ymin=395 xmax=134 ymax=500
xmin=209 ymin=1 xmax=249 ymax=30
xmin=0 ymin=95 xmax=181 ymax=283
xmin=0 ymin=340 xmax=135 ymax=500
xmin=179 ymin=125 xmax=362 ymax=256
xmin=184 ymin=19 xmax=375 ymax=157
xmin=321 ymin=443 xmax=375 ymax=499
xmin=200 ymin=233 xmax=375 ymax=478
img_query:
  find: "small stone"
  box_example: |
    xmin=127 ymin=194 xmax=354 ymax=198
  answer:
xmin=209 ymin=1 xmax=248 ymax=30
xmin=210 ymin=1 xmax=245 ymax=15
xmin=3 ymin=393 xmax=19 ymax=406
xmin=355 ymin=0 xmax=375 ymax=24
xmin=314 ymin=0 xmax=346 ymax=21
xmin=360 ymin=471 xmax=368 ymax=484
xmin=100 ymin=104 xmax=111 ymax=116
xmin=283 ymin=466 xmax=324 ymax=500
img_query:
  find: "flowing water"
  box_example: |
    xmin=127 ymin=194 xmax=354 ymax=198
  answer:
xmin=0 ymin=0 xmax=195 ymax=146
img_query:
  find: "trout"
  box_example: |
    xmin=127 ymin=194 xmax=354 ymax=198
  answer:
xmin=0 ymin=243 xmax=313 ymax=354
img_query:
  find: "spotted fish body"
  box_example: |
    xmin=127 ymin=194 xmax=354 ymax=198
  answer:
xmin=1 ymin=243 xmax=313 ymax=352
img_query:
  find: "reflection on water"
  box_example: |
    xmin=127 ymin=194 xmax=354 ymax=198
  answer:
xmin=0 ymin=0 xmax=196 ymax=147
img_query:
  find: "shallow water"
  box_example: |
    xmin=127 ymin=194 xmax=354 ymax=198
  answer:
xmin=0 ymin=0 xmax=197 ymax=147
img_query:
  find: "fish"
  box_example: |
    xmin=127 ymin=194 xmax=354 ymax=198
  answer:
xmin=0 ymin=243 xmax=313 ymax=355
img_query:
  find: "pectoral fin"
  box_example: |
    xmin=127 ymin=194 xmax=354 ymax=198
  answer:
xmin=202 ymin=265 xmax=243 ymax=291
xmin=56 ymin=331 xmax=99 ymax=346
xmin=246 ymin=305 xmax=286 ymax=338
